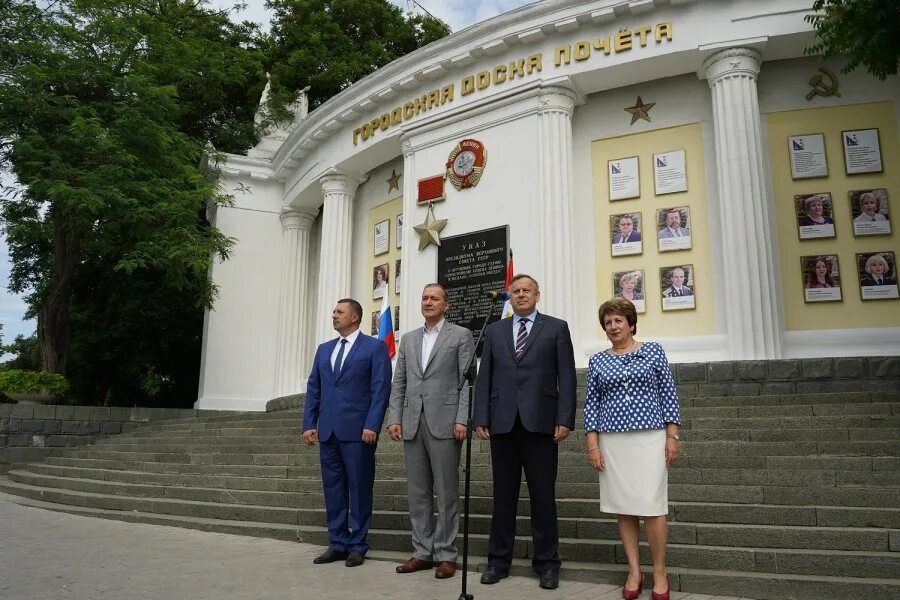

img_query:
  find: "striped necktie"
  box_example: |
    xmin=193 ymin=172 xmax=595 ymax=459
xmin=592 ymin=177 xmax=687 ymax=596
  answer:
xmin=515 ymin=318 xmax=529 ymax=359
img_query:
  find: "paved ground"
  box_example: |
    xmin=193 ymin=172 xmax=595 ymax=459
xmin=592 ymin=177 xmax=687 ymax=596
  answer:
xmin=0 ymin=493 xmax=754 ymax=600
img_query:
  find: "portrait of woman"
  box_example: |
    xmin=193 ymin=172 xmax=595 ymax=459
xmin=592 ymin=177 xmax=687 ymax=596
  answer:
xmin=860 ymin=253 xmax=896 ymax=286
xmin=372 ymin=264 xmax=389 ymax=300
xmin=857 ymin=252 xmax=899 ymax=300
xmin=613 ymin=271 xmax=646 ymax=313
xmin=583 ymin=299 xmax=681 ymax=600
xmin=795 ymin=193 xmax=835 ymax=239
xmin=802 ymin=255 xmax=842 ymax=302
xmin=851 ymin=189 xmax=891 ymax=236
xmin=805 ymin=257 xmax=837 ymax=288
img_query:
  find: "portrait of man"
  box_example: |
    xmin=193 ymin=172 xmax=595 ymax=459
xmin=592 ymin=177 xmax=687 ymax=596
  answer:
xmin=387 ymin=284 xmax=475 ymax=580
xmin=395 ymin=259 xmax=402 ymax=294
xmin=302 ymin=298 xmax=393 ymax=568
xmin=661 ymin=266 xmax=696 ymax=310
xmin=657 ymin=208 xmax=691 ymax=239
xmin=373 ymin=263 xmax=389 ymax=299
xmin=611 ymin=213 xmax=642 ymax=244
xmin=662 ymin=267 xmax=693 ymax=297
xmin=371 ymin=311 xmax=379 ymax=335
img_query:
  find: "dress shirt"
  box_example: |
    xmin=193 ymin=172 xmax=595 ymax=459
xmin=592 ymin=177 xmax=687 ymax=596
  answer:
xmin=583 ymin=341 xmax=682 ymax=432
xmin=512 ymin=310 xmax=537 ymax=344
xmin=421 ymin=318 xmax=445 ymax=368
xmin=330 ymin=329 xmax=361 ymax=369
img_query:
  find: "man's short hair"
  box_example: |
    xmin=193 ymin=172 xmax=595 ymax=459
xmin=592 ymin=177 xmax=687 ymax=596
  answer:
xmin=337 ymin=298 xmax=363 ymax=321
xmin=510 ymin=273 xmax=540 ymax=292
xmin=422 ymin=283 xmax=448 ymax=302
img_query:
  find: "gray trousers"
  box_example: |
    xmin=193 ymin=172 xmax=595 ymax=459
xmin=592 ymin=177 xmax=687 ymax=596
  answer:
xmin=404 ymin=412 xmax=462 ymax=562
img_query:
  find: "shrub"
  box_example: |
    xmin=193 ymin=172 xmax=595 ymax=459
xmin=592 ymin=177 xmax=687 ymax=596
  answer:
xmin=0 ymin=370 xmax=70 ymax=396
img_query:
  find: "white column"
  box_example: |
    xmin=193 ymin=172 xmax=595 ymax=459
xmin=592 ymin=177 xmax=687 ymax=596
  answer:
xmin=315 ymin=171 xmax=363 ymax=343
xmin=703 ymin=48 xmax=783 ymax=359
xmin=397 ymin=137 xmax=416 ymax=336
xmin=273 ymin=206 xmax=318 ymax=397
xmin=536 ymin=85 xmax=578 ymax=325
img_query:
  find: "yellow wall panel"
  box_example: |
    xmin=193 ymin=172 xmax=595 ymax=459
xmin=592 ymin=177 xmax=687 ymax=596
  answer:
xmin=591 ymin=123 xmax=715 ymax=338
xmin=367 ymin=196 xmax=403 ymax=335
xmin=766 ymin=101 xmax=900 ymax=331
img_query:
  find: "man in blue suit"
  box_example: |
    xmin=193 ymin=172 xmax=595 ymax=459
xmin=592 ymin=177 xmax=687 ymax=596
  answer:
xmin=303 ymin=298 xmax=392 ymax=567
xmin=474 ymin=274 xmax=577 ymax=590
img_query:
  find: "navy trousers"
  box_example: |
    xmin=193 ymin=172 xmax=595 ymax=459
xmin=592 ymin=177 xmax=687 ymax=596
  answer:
xmin=319 ymin=436 xmax=377 ymax=554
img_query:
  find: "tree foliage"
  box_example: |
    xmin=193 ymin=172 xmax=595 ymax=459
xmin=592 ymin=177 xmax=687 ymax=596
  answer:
xmin=265 ymin=0 xmax=450 ymax=111
xmin=0 ymin=0 xmax=265 ymax=405
xmin=806 ymin=0 xmax=900 ymax=81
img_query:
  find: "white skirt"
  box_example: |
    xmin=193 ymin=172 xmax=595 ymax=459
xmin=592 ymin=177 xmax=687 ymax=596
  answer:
xmin=598 ymin=428 xmax=668 ymax=516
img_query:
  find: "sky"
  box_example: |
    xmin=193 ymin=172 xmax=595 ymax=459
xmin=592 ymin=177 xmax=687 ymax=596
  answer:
xmin=0 ymin=0 xmax=536 ymax=349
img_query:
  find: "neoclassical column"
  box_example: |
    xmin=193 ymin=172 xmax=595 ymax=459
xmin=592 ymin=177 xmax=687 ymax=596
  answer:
xmin=397 ymin=137 xmax=416 ymax=335
xmin=536 ymin=85 xmax=578 ymax=324
xmin=703 ymin=48 xmax=783 ymax=359
xmin=273 ymin=206 xmax=318 ymax=397
xmin=315 ymin=171 xmax=364 ymax=343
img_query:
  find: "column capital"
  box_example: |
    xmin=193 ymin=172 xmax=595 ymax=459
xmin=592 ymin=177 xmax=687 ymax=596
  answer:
xmin=279 ymin=206 xmax=318 ymax=231
xmin=537 ymin=85 xmax=578 ymax=117
xmin=702 ymin=47 xmax=762 ymax=86
xmin=399 ymin=136 xmax=414 ymax=158
xmin=319 ymin=169 xmax=366 ymax=196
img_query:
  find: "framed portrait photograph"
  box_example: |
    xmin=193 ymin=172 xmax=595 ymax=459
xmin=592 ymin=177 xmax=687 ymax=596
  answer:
xmin=374 ymin=219 xmax=390 ymax=255
xmin=788 ymin=133 xmax=828 ymax=179
xmin=857 ymin=251 xmax=899 ymax=300
xmin=372 ymin=263 xmax=389 ymax=300
xmin=794 ymin=192 xmax=835 ymax=240
xmin=370 ymin=311 xmax=380 ymax=336
xmin=653 ymin=149 xmax=687 ymax=195
xmin=394 ymin=259 xmax=401 ymax=294
xmin=849 ymin=189 xmax=891 ymax=237
xmin=801 ymin=255 xmax=842 ymax=303
xmin=612 ymin=270 xmax=646 ymax=314
xmin=608 ymin=156 xmax=640 ymax=201
xmin=656 ymin=207 xmax=692 ymax=252
xmin=842 ymin=128 xmax=883 ymax=175
xmin=394 ymin=305 xmax=400 ymax=333
xmin=660 ymin=264 xmax=695 ymax=311
xmin=396 ymin=214 xmax=404 ymax=249
xmin=609 ymin=212 xmax=643 ymax=257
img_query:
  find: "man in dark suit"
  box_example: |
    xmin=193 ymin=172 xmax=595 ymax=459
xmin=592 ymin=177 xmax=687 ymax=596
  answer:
xmin=612 ymin=215 xmax=641 ymax=244
xmin=303 ymin=298 xmax=392 ymax=568
xmin=473 ymin=274 xmax=577 ymax=590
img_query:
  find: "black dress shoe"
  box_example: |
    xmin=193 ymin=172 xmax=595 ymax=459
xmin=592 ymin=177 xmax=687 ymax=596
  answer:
xmin=480 ymin=566 xmax=508 ymax=585
xmin=538 ymin=570 xmax=559 ymax=590
xmin=345 ymin=551 xmax=365 ymax=567
xmin=313 ymin=548 xmax=348 ymax=564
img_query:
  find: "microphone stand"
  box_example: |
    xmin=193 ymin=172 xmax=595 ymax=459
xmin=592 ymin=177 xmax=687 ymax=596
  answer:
xmin=456 ymin=294 xmax=502 ymax=600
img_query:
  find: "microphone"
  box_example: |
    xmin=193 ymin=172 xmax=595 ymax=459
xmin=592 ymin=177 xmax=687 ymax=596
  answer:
xmin=486 ymin=291 xmax=509 ymax=300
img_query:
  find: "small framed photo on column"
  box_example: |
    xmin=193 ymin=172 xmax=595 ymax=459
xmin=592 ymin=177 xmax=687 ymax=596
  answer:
xmin=610 ymin=213 xmax=643 ymax=257
xmin=795 ymin=192 xmax=835 ymax=240
xmin=857 ymin=251 xmax=899 ymax=300
xmin=660 ymin=265 xmax=696 ymax=311
xmin=612 ymin=270 xmax=646 ymax=314
xmin=801 ymin=255 xmax=842 ymax=303
xmin=849 ymin=189 xmax=891 ymax=237
xmin=842 ymin=128 xmax=883 ymax=175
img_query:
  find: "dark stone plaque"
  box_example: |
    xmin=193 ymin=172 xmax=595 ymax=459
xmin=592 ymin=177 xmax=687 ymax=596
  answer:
xmin=437 ymin=225 xmax=509 ymax=353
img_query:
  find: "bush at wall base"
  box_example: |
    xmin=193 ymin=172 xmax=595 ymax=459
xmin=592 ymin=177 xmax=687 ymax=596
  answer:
xmin=0 ymin=370 xmax=70 ymax=404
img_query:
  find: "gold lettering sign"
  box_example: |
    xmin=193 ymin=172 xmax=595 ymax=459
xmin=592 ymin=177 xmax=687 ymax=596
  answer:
xmin=353 ymin=22 xmax=673 ymax=144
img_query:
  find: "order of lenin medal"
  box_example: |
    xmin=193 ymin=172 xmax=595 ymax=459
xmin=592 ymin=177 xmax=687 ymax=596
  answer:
xmin=446 ymin=139 xmax=487 ymax=191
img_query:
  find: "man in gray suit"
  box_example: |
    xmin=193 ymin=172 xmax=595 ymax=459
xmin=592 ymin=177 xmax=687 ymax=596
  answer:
xmin=387 ymin=283 xmax=475 ymax=580
xmin=658 ymin=209 xmax=691 ymax=238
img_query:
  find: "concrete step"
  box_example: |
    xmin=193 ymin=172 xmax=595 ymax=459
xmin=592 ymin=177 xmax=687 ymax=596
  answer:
xmin=3 ymin=487 xmax=896 ymax=600
xmin=1 ymin=476 xmax=896 ymax=582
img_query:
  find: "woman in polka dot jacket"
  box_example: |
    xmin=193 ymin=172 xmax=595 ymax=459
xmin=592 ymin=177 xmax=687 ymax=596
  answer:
xmin=583 ymin=299 xmax=681 ymax=600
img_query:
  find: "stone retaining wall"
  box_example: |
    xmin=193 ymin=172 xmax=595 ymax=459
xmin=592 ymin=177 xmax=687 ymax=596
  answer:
xmin=0 ymin=404 xmax=238 ymax=472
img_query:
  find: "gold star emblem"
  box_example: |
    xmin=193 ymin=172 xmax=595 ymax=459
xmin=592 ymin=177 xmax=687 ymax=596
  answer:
xmin=386 ymin=169 xmax=402 ymax=192
xmin=413 ymin=203 xmax=447 ymax=251
xmin=625 ymin=96 xmax=655 ymax=125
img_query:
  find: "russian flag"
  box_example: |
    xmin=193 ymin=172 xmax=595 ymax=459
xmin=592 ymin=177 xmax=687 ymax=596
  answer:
xmin=501 ymin=249 xmax=515 ymax=319
xmin=377 ymin=294 xmax=396 ymax=358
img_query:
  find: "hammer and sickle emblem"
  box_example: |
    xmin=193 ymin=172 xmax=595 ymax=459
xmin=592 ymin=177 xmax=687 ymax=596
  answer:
xmin=806 ymin=67 xmax=841 ymax=101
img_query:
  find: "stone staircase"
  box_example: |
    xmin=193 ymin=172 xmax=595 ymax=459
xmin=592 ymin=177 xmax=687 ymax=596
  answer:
xmin=0 ymin=368 xmax=898 ymax=599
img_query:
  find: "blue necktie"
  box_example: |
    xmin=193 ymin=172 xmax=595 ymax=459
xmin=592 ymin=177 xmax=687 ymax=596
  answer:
xmin=333 ymin=339 xmax=347 ymax=375
xmin=515 ymin=318 xmax=529 ymax=359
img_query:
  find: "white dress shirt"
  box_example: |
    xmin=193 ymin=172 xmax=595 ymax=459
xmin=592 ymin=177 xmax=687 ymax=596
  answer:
xmin=330 ymin=329 xmax=361 ymax=370
xmin=421 ymin=319 xmax=445 ymax=368
xmin=512 ymin=310 xmax=537 ymax=344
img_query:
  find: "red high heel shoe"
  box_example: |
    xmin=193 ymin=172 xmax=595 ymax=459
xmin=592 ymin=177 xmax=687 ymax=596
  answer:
xmin=622 ymin=572 xmax=643 ymax=600
xmin=651 ymin=576 xmax=670 ymax=600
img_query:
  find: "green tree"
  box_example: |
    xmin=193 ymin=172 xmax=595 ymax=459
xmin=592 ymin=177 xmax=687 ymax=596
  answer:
xmin=1 ymin=334 xmax=42 ymax=372
xmin=264 ymin=0 xmax=450 ymax=111
xmin=806 ymin=0 xmax=900 ymax=80
xmin=0 ymin=0 xmax=264 ymax=404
